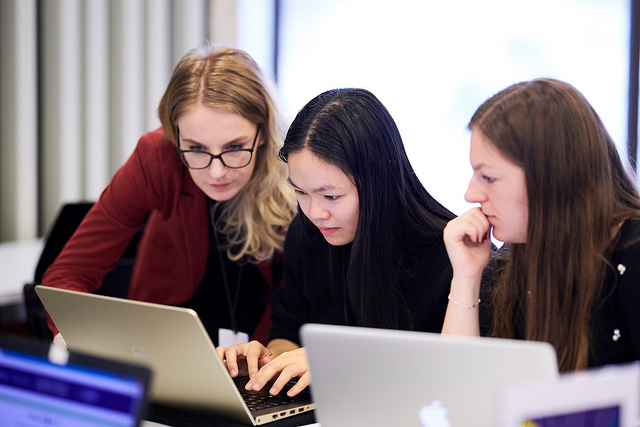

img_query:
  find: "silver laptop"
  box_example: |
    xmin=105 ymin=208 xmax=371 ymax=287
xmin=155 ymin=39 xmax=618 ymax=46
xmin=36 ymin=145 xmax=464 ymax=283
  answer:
xmin=35 ymin=285 xmax=314 ymax=426
xmin=300 ymin=323 xmax=559 ymax=427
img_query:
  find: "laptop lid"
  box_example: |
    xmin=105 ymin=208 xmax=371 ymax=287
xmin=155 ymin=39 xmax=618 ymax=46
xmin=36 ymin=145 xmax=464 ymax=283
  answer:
xmin=35 ymin=285 xmax=313 ymax=426
xmin=300 ymin=323 xmax=559 ymax=427
xmin=495 ymin=362 xmax=640 ymax=427
xmin=0 ymin=333 xmax=151 ymax=427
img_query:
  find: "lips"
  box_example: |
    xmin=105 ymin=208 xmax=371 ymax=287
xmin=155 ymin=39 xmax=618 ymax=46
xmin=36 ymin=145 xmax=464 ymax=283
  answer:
xmin=481 ymin=208 xmax=495 ymax=220
xmin=318 ymin=226 xmax=339 ymax=236
xmin=210 ymin=182 xmax=231 ymax=191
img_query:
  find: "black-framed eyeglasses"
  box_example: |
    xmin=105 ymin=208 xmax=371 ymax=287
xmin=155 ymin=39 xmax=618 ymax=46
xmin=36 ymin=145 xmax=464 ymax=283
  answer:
xmin=177 ymin=125 xmax=261 ymax=169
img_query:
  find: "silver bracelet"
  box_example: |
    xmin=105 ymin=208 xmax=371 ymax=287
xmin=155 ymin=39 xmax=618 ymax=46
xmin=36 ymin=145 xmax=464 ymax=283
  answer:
xmin=448 ymin=294 xmax=481 ymax=310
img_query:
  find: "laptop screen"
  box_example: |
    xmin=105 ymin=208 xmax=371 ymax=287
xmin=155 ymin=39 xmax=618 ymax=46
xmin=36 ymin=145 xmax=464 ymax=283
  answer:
xmin=495 ymin=362 xmax=640 ymax=427
xmin=525 ymin=405 xmax=620 ymax=426
xmin=0 ymin=334 xmax=150 ymax=427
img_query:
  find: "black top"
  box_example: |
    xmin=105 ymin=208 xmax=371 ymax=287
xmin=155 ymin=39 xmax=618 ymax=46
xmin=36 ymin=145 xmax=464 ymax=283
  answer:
xmin=180 ymin=200 xmax=270 ymax=345
xmin=589 ymin=219 xmax=640 ymax=366
xmin=269 ymin=214 xmax=453 ymax=345
xmin=487 ymin=219 xmax=640 ymax=368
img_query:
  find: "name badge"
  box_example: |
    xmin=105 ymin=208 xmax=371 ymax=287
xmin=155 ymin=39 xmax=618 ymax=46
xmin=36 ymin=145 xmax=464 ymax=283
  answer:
xmin=218 ymin=328 xmax=250 ymax=347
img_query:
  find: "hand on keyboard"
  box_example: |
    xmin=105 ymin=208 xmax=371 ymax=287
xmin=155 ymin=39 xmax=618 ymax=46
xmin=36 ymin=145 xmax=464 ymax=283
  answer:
xmin=244 ymin=347 xmax=311 ymax=398
xmin=217 ymin=340 xmax=275 ymax=379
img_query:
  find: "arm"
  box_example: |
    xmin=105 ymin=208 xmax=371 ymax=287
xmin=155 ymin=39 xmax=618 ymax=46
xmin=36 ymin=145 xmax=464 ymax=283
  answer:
xmin=42 ymin=130 xmax=175 ymax=335
xmin=441 ymin=208 xmax=492 ymax=336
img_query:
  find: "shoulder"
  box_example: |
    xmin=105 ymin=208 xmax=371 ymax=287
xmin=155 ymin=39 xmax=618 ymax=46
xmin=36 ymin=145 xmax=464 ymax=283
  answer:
xmin=405 ymin=232 xmax=450 ymax=274
xmin=284 ymin=213 xmax=303 ymax=246
xmin=102 ymin=128 xmax=202 ymax=216
xmin=120 ymin=128 xmax=182 ymax=178
xmin=614 ymin=219 xmax=640 ymax=252
xmin=284 ymin=213 xmax=327 ymax=258
xmin=134 ymin=128 xmax=180 ymax=163
xmin=611 ymin=219 xmax=640 ymax=273
xmin=285 ymin=213 xmax=319 ymax=244
xmin=604 ymin=220 xmax=640 ymax=302
xmin=124 ymin=128 xmax=198 ymax=194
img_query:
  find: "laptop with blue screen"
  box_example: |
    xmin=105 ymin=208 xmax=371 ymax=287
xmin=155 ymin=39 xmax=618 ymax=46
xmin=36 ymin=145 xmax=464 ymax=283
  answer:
xmin=0 ymin=333 xmax=151 ymax=427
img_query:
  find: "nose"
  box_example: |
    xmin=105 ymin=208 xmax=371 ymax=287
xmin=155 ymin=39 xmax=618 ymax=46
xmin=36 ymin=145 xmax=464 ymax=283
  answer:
xmin=207 ymin=158 xmax=228 ymax=179
xmin=464 ymin=176 xmax=486 ymax=204
xmin=307 ymin=198 xmax=330 ymax=221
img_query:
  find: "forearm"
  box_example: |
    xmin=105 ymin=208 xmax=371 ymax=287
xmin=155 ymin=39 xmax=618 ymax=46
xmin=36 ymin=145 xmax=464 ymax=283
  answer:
xmin=441 ymin=276 xmax=482 ymax=336
xmin=267 ymin=338 xmax=300 ymax=357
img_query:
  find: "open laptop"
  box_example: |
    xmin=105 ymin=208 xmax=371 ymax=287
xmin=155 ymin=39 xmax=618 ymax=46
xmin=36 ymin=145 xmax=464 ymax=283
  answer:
xmin=0 ymin=333 xmax=151 ymax=427
xmin=35 ymin=285 xmax=314 ymax=425
xmin=300 ymin=323 xmax=559 ymax=427
xmin=495 ymin=362 xmax=640 ymax=427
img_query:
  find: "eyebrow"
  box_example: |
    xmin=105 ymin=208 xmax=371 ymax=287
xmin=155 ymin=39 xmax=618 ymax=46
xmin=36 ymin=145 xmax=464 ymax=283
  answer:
xmin=471 ymin=162 xmax=497 ymax=172
xmin=179 ymin=132 xmax=251 ymax=149
xmin=287 ymin=178 xmax=340 ymax=193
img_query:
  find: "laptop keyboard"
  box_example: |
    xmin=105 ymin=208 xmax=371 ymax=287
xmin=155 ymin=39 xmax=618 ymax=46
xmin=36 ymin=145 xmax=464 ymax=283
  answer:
xmin=234 ymin=378 xmax=303 ymax=412
xmin=239 ymin=388 xmax=299 ymax=411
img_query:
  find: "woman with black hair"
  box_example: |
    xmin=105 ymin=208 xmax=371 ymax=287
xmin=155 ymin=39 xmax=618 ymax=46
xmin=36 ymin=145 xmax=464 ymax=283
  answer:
xmin=217 ymin=88 xmax=457 ymax=396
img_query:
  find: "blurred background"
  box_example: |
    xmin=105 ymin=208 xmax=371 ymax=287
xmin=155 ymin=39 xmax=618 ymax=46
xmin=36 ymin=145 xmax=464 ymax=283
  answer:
xmin=1 ymin=0 xmax=636 ymax=243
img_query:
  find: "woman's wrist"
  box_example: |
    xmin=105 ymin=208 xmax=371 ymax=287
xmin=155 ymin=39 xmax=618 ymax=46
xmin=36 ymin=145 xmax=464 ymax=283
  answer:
xmin=442 ymin=276 xmax=482 ymax=336
xmin=447 ymin=294 xmax=481 ymax=310
xmin=449 ymin=275 xmax=482 ymax=301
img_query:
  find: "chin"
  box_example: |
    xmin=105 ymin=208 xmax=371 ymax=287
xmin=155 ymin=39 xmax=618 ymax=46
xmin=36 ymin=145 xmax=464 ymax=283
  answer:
xmin=493 ymin=230 xmax=526 ymax=244
xmin=323 ymin=235 xmax=354 ymax=247
xmin=491 ymin=229 xmax=508 ymax=244
xmin=206 ymin=189 xmax=241 ymax=202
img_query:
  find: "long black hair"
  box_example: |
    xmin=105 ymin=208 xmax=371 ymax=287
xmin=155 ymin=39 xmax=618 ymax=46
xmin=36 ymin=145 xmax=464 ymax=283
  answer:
xmin=279 ymin=88 xmax=455 ymax=329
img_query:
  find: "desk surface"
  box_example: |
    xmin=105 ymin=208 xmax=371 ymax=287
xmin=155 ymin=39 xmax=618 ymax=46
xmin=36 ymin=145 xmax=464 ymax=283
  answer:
xmin=142 ymin=422 xmax=319 ymax=427
xmin=0 ymin=239 xmax=43 ymax=306
xmin=145 ymin=403 xmax=318 ymax=427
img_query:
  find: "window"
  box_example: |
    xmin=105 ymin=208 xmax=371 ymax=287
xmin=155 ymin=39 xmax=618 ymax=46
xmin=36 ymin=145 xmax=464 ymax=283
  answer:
xmin=277 ymin=0 xmax=630 ymax=215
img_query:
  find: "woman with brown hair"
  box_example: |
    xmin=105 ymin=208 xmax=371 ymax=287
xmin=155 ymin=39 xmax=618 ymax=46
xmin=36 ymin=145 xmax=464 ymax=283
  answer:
xmin=43 ymin=44 xmax=296 ymax=347
xmin=442 ymin=78 xmax=640 ymax=371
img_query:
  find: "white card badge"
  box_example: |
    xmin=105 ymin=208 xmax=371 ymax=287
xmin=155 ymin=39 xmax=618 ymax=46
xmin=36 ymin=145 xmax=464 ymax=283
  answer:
xmin=218 ymin=328 xmax=250 ymax=347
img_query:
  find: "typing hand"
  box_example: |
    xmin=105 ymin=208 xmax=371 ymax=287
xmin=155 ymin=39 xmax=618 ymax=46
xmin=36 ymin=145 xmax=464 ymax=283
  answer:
xmin=216 ymin=341 xmax=274 ymax=379
xmin=245 ymin=347 xmax=311 ymax=397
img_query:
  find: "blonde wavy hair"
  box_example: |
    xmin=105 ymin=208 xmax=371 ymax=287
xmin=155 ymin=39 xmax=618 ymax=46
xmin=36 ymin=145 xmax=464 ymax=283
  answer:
xmin=158 ymin=44 xmax=296 ymax=263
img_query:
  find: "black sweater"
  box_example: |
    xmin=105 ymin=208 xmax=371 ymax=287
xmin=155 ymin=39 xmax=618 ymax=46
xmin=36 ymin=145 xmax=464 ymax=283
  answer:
xmin=589 ymin=219 xmax=640 ymax=366
xmin=269 ymin=214 xmax=453 ymax=345
xmin=491 ymin=219 xmax=640 ymax=368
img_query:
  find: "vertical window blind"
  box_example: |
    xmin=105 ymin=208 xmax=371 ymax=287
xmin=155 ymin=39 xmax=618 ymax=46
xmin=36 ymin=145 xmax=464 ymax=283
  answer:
xmin=0 ymin=0 xmax=214 ymax=242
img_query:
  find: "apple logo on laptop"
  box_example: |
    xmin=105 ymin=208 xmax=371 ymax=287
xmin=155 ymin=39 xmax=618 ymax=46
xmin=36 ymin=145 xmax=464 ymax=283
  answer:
xmin=132 ymin=346 xmax=152 ymax=365
xmin=419 ymin=399 xmax=451 ymax=427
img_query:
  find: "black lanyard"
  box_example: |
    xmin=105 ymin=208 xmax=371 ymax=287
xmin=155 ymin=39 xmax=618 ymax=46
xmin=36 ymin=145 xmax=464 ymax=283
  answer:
xmin=211 ymin=203 xmax=243 ymax=334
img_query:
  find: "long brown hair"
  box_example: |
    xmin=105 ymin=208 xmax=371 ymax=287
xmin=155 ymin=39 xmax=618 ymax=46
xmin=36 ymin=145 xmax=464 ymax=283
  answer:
xmin=470 ymin=78 xmax=640 ymax=371
xmin=157 ymin=44 xmax=296 ymax=262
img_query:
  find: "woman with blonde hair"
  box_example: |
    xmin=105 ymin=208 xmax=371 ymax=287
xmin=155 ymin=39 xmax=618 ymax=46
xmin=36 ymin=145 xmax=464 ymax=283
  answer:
xmin=443 ymin=78 xmax=640 ymax=371
xmin=43 ymin=45 xmax=296 ymax=347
